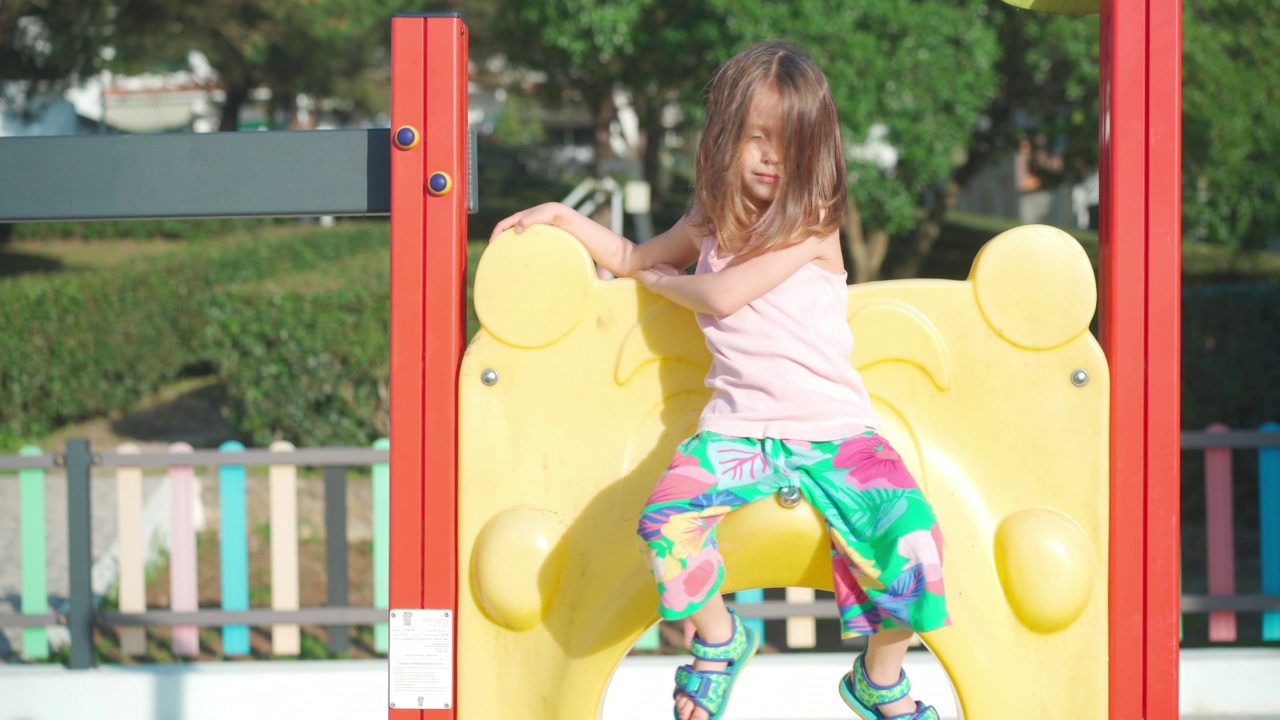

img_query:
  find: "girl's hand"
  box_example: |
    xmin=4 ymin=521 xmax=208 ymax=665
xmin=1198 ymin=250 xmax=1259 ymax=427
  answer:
xmin=634 ymin=264 xmax=681 ymax=286
xmin=489 ymin=202 xmax=576 ymax=241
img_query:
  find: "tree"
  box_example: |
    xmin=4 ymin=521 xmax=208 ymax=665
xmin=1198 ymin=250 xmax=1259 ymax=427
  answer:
xmin=0 ymin=0 xmax=116 ymax=103
xmin=1182 ymin=0 xmax=1280 ymax=252
xmin=109 ymin=0 xmax=431 ymax=131
xmin=3 ymin=0 xmax=467 ymax=132
xmin=493 ymin=0 xmax=735 ymax=198
xmin=720 ymin=0 xmax=1004 ymax=281
xmin=890 ymin=1 xmax=1098 ymax=279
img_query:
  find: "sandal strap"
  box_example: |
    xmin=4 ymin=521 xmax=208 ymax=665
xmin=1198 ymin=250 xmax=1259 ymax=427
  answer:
xmin=673 ymin=665 xmax=730 ymax=715
xmin=913 ymin=704 xmax=940 ymax=720
xmin=690 ymin=607 xmax=750 ymax=663
xmin=853 ymin=653 xmax=912 ymax=707
xmin=883 ymin=701 xmax=939 ymax=720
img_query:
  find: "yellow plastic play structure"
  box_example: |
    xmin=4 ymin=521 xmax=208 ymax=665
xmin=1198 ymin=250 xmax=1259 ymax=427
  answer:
xmin=457 ymin=224 xmax=1108 ymax=718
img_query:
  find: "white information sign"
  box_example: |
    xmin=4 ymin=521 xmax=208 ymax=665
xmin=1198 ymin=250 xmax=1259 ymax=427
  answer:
xmin=388 ymin=608 xmax=454 ymax=710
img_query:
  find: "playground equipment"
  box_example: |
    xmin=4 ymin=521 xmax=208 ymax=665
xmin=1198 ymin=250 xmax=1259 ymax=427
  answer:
xmin=384 ymin=2 xmax=1181 ymax=717
xmin=0 ymin=0 xmax=1181 ymax=717
xmin=459 ymin=223 xmax=1109 ymax=717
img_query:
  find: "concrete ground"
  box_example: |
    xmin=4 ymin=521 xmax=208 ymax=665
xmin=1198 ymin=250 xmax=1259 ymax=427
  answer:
xmin=2 ymin=649 xmax=1279 ymax=719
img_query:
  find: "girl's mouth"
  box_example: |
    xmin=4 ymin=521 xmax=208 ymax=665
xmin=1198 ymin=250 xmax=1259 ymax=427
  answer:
xmin=754 ymin=173 xmax=779 ymax=184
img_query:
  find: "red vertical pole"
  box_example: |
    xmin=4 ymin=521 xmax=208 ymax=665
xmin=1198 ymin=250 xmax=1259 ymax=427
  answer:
xmin=390 ymin=12 xmax=467 ymax=720
xmin=1144 ymin=0 xmax=1182 ymax=714
xmin=1100 ymin=1 xmax=1148 ymax=716
xmin=1102 ymin=0 xmax=1182 ymax=715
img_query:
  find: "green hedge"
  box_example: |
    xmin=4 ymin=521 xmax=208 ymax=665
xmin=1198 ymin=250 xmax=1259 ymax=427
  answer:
xmin=1182 ymin=283 xmax=1280 ymax=430
xmin=0 ymin=226 xmax=388 ymax=445
xmin=203 ymin=253 xmax=391 ymax=447
xmin=0 ymin=259 xmax=211 ymax=443
xmin=5 ymin=220 xmax=1275 ymax=453
xmin=3 ymin=218 xmax=289 ymax=242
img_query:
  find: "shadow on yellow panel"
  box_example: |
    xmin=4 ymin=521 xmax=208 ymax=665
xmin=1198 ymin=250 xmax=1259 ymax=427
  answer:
xmin=457 ymin=224 xmax=1108 ymax=718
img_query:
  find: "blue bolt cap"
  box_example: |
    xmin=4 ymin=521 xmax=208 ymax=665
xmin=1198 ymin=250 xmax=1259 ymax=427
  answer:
xmin=394 ymin=126 xmax=418 ymax=150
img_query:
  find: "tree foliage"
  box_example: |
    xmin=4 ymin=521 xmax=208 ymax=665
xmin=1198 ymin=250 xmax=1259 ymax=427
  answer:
xmin=107 ymin=0 xmax=422 ymax=130
xmin=493 ymin=0 xmax=735 ymax=191
xmin=0 ymin=0 xmax=115 ymax=98
xmin=721 ymin=1 xmax=1001 ymax=279
xmin=1182 ymin=0 xmax=1280 ymax=251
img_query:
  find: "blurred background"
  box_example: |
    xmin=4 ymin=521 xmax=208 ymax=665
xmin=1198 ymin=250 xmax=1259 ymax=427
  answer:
xmin=0 ymin=0 xmax=1277 ymax=674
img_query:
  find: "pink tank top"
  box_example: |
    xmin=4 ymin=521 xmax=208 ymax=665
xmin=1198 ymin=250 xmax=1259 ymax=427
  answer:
xmin=695 ymin=237 xmax=880 ymax=441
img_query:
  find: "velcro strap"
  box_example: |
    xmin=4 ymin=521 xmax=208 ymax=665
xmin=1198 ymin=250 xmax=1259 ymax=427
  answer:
xmin=854 ymin=654 xmax=911 ymax=706
xmin=689 ymin=610 xmax=745 ymax=663
xmin=674 ymin=665 xmax=709 ymax=699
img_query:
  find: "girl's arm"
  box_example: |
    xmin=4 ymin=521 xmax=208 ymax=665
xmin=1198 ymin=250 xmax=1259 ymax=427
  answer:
xmin=636 ymin=233 xmax=830 ymax=316
xmin=490 ymin=202 xmax=700 ymax=277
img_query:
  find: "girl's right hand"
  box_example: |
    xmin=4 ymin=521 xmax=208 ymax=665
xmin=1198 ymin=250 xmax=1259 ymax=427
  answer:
xmin=489 ymin=202 xmax=576 ymax=241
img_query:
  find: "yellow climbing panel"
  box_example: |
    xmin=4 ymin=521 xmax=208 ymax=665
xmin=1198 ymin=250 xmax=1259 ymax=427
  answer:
xmin=457 ymin=223 xmax=1108 ymax=718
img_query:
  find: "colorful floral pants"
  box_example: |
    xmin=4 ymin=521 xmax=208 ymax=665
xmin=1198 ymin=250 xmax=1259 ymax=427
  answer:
xmin=637 ymin=430 xmax=950 ymax=638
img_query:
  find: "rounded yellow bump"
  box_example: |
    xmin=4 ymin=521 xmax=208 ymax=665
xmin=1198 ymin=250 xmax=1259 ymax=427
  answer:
xmin=849 ymin=299 xmax=952 ymax=391
xmin=471 ymin=506 xmax=567 ymax=631
xmin=1001 ymin=0 xmax=1098 ymax=15
xmin=474 ymin=226 xmax=593 ymax=348
xmin=971 ymin=224 xmax=1096 ymax=350
xmin=994 ymin=507 xmax=1096 ymax=633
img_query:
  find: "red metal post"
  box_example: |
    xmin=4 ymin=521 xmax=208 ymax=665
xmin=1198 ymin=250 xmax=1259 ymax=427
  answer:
xmin=1100 ymin=1 xmax=1148 ymax=715
xmin=1101 ymin=0 xmax=1181 ymax=716
xmin=389 ymin=13 xmax=468 ymax=720
xmin=1144 ymin=0 xmax=1183 ymax=714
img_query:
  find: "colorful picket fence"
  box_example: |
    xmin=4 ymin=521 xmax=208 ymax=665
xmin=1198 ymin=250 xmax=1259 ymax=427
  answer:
xmin=3 ymin=424 xmax=1280 ymax=661
xmin=2 ymin=440 xmax=392 ymax=661
xmin=1199 ymin=422 xmax=1280 ymax=643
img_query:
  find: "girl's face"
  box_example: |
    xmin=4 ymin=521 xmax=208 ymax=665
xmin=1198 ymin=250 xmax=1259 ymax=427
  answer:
xmin=739 ymin=88 xmax=783 ymax=205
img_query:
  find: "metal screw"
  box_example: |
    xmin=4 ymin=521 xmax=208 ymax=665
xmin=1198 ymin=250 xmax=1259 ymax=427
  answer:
xmin=1071 ymin=369 xmax=1090 ymax=387
xmin=390 ymin=703 xmax=396 ymax=708
xmin=481 ymin=369 xmax=499 ymax=386
xmin=777 ymin=486 xmax=802 ymax=508
xmin=390 ymin=612 xmax=396 ymax=618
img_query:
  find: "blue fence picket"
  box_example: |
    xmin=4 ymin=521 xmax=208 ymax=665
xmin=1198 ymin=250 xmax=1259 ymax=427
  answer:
xmin=735 ymin=589 xmax=765 ymax=642
xmin=19 ymin=445 xmax=49 ymax=659
xmin=1260 ymin=421 xmax=1280 ymax=642
xmin=219 ymin=441 xmax=251 ymax=655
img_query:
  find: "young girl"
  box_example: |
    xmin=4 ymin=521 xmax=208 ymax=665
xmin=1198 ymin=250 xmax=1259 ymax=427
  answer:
xmin=491 ymin=41 xmax=949 ymax=720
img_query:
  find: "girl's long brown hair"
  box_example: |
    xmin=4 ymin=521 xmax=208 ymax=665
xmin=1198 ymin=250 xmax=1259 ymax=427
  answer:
xmin=692 ymin=41 xmax=847 ymax=258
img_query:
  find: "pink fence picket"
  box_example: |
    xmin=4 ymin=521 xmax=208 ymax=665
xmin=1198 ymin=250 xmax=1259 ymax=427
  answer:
xmin=116 ymin=444 xmax=147 ymax=656
xmin=168 ymin=443 xmax=200 ymax=657
xmin=1204 ymin=423 xmax=1236 ymax=642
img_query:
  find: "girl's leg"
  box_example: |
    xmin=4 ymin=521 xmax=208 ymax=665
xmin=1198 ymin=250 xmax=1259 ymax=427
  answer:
xmin=860 ymin=628 xmax=918 ymax=717
xmin=638 ymin=432 xmax=778 ymax=720
xmin=674 ymin=593 xmax=734 ymax=720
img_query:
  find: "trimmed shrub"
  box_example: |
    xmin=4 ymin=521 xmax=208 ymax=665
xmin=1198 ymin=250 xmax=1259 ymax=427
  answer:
xmin=1182 ymin=282 xmax=1280 ymax=430
xmin=203 ymin=259 xmax=390 ymax=447
xmin=8 ymin=218 xmax=290 ymax=241
xmin=0 ymin=259 xmax=211 ymax=441
xmin=0 ymin=226 xmax=388 ymax=444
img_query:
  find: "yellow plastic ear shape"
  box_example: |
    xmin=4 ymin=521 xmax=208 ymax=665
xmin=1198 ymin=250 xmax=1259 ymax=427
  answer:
xmin=1001 ymin=0 xmax=1098 ymax=16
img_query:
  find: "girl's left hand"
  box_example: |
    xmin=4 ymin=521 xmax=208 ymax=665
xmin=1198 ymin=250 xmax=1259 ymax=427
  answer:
xmin=634 ymin=264 xmax=681 ymax=287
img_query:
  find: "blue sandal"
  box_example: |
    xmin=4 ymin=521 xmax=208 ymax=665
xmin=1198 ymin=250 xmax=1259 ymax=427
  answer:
xmin=839 ymin=653 xmax=940 ymax=720
xmin=672 ymin=607 xmax=759 ymax=720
